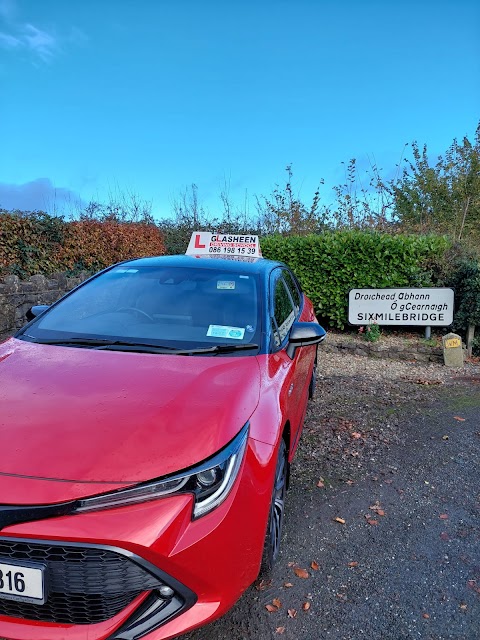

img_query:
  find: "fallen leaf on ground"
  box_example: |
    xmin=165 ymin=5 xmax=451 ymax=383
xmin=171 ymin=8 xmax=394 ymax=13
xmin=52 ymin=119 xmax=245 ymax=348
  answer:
xmin=287 ymin=608 xmax=297 ymax=618
xmin=333 ymin=517 xmax=346 ymax=524
xmin=459 ymin=603 xmax=467 ymax=611
xmin=311 ymin=560 xmax=319 ymax=571
xmin=287 ymin=561 xmax=295 ymax=568
xmin=347 ymin=561 xmax=358 ymax=567
xmin=453 ymin=416 xmax=466 ymax=421
xmin=351 ymin=432 xmax=362 ymax=439
xmin=439 ymin=514 xmax=448 ymax=520
xmin=272 ymin=598 xmax=282 ymax=609
xmin=422 ymin=613 xmax=430 ymax=619
xmin=294 ymin=567 xmax=309 ymax=579
xmin=316 ymin=480 xmax=325 ymax=488
xmin=283 ymin=582 xmax=293 ymax=588
xmin=276 ymin=627 xmax=286 ymax=634
xmin=302 ymin=602 xmax=311 ymax=611
xmin=345 ymin=480 xmax=355 ymax=485
xmin=256 ymin=579 xmax=272 ymax=591
xmin=367 ymin=519 xmax=378 ymax=526
xmin=265 ymin=604 xmax=278 ymax=613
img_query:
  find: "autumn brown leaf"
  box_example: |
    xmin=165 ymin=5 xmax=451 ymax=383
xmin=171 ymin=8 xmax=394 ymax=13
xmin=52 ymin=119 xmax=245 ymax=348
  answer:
xmin=310 ymin=560 xmax=319 ymax=571
xmin=276 ymin=627 xmax=286 ymax=634
xmin=256 ymin=578 xmax=272 ymax=591
xmin=272 ymin=598 xmax=282 ymax=609
xmin=265 ymin=604 xmax=278 ymax=613
xmin=283 ymin=582 xmax=293 ymax=588
xmin=367 ymin=519 xmax=378 ymax=526
xmin=453 ymin=416 xmax=466 ymax=421
xmin=422 ymin=613 xmax=430 ymax=619
xmin=347 ymin=561 xmax=358 ymax=567
xmin=333 ymin=517 xmax=346 ymax=524
xmin=439 ymin=513 xmax=448 ymax=520
xmin=316 ymin=480 xmax=325 ymax=488
xmin=302 ymin=601 xmax=311 ymax=611
xmin=293 ymin=567 xmax=309 ymax=579
xmin=287 ymin=608 xmax=297 ymax=618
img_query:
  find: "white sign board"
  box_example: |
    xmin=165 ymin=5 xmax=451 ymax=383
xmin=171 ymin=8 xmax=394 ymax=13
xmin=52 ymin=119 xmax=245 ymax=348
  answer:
xmin=186 ymin=232 xmax=262 ymax=258
xmin=349 ymin=288 xmax=454 ymax=326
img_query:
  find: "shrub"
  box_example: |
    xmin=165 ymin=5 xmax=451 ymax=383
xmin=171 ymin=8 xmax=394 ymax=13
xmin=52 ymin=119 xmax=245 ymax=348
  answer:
xmin=59 ymin=220 xmax=165 ymax=273
xmin=0 ymin=210 xmax=65 ymax=278
xmin=261 ymin=231 xmax=451 ymax=328
xmin=0 ymin=210 xmax=165 ymax=277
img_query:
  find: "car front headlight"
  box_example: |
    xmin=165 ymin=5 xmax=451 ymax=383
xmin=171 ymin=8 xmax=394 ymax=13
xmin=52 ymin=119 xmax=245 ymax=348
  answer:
xmin=75 ymin=423 xmax=249 ymax=519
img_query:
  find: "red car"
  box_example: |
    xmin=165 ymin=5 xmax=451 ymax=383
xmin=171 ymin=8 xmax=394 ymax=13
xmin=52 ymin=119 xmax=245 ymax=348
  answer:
xmin=0 ymin=250 xmax=325 ymax=640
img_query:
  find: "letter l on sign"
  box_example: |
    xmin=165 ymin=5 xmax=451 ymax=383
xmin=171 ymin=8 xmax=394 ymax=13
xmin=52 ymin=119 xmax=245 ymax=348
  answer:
xmin=194 ymin=234 xmax=206 ymax=249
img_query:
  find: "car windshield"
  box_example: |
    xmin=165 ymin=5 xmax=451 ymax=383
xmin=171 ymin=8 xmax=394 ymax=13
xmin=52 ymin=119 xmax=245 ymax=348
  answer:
xmin=21 ymin=265 xmax=262 ymax=353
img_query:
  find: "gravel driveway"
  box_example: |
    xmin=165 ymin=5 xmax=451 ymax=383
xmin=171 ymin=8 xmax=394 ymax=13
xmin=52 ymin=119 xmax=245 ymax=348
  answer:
xmin=182 ymin=349 xmax=480 ymax=640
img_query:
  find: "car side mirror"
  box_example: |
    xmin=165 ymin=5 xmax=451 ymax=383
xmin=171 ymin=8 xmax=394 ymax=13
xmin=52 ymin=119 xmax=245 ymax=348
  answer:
xmin=286 ymin=322 xmax=326 ymax=359
xmin=26 ymin=305 xmax=50 ymax=322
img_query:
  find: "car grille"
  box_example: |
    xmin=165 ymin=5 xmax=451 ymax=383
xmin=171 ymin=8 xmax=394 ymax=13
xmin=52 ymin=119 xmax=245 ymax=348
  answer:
xmin=0 ymin=538 xmax=162 ymax=625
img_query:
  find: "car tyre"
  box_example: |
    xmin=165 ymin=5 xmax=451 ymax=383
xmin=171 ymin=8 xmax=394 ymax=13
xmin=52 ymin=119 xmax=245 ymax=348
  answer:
xmin=260 ymin=438 xmax=288 ymax=576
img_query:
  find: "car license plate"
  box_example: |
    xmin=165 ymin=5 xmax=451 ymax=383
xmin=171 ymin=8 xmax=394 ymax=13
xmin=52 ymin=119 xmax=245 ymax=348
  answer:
xmin=0 ymin=559 xmax=46 ymax=604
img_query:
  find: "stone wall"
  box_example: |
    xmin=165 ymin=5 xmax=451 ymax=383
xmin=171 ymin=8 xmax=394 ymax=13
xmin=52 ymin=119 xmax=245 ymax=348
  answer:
xmin=0 ymin=272 xmax=90 ymax=341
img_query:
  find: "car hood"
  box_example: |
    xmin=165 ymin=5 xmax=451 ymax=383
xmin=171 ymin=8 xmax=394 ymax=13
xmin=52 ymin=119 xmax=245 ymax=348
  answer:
xmin=0 ymin=339 xmax=260 ymax=486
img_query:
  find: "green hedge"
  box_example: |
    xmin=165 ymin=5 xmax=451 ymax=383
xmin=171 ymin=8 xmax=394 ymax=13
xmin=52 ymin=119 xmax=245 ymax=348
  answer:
xmin=262 ymin=231 xmax=451 ymax=328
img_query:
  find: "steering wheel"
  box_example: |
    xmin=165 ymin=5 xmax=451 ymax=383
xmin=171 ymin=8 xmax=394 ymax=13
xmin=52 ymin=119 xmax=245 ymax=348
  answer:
xmin=117 ymin=307 xmax=155 ymax=322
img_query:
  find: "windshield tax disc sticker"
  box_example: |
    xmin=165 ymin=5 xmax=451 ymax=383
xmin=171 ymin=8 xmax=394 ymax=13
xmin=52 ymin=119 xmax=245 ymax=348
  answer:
xmin=207 ymin=325 xmax=245 ymax=340
xmin=217 ymin=281 xmax=236 ymax=290
xmin=186 ymin=232 xmax=262 ymax=257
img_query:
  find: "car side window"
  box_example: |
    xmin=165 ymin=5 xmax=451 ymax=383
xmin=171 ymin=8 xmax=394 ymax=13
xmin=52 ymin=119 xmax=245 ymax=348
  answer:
xmin=271 ymin=273 xmax=295 ymax=348
xmin=282 ymin=269 xmax=301 ymax=313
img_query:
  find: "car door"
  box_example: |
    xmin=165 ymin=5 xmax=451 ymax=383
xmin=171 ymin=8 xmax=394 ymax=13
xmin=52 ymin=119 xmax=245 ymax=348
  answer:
xmin=270 ymin=268 xmax=312 ymax=457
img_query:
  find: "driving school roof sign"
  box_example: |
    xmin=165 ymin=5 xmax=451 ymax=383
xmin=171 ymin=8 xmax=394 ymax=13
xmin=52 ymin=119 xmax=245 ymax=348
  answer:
xmin=186 ymin=232 xmax=262 ymax=258
xmin=349 ymin=288 xmax=454 ymax=326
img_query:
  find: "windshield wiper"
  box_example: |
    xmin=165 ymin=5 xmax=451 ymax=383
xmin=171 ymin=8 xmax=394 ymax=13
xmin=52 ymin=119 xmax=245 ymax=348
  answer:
xmin=23 ymin=337 xmax=180 ymax=351
xmin=22 ymin=336 xmax=259 ymax=355
xmin=172 ymin=343 xmax=259 ymax=355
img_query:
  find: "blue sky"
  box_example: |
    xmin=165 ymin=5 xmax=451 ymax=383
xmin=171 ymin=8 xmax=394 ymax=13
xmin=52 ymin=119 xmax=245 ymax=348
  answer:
xmin=0 ymin=0 xmax=479 ymax=220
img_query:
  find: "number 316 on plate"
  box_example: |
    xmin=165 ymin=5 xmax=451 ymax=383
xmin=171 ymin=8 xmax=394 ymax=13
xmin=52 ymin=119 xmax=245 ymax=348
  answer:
xmin=0 ymin=560 xmax=46 ymax=604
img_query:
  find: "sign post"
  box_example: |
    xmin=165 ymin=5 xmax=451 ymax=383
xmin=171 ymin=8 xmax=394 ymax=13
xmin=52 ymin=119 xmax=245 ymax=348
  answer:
xmin=348 ymin=288 xmax=454 ymax=327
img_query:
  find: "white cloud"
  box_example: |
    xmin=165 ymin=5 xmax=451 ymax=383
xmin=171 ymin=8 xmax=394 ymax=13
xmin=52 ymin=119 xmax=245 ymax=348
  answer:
xmin=23 ymin=23 xmax=57 ymax=61
xmin=0 ymin=30 xmax=20 ymax=47
xmin=0 ymin=178 xmax=85 ymax=214
xmin=0 ymin=2 xmax=87 ymax=63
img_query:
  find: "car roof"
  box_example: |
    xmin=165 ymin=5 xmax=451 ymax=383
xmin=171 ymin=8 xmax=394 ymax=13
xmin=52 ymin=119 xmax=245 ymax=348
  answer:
xmin=120 ymin=254 xmax=286 ymax=276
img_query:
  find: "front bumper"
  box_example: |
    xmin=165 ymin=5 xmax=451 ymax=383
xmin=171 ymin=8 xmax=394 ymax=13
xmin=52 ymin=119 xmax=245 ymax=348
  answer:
xmin=0 ymin=438 xmax=275 ymax=640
